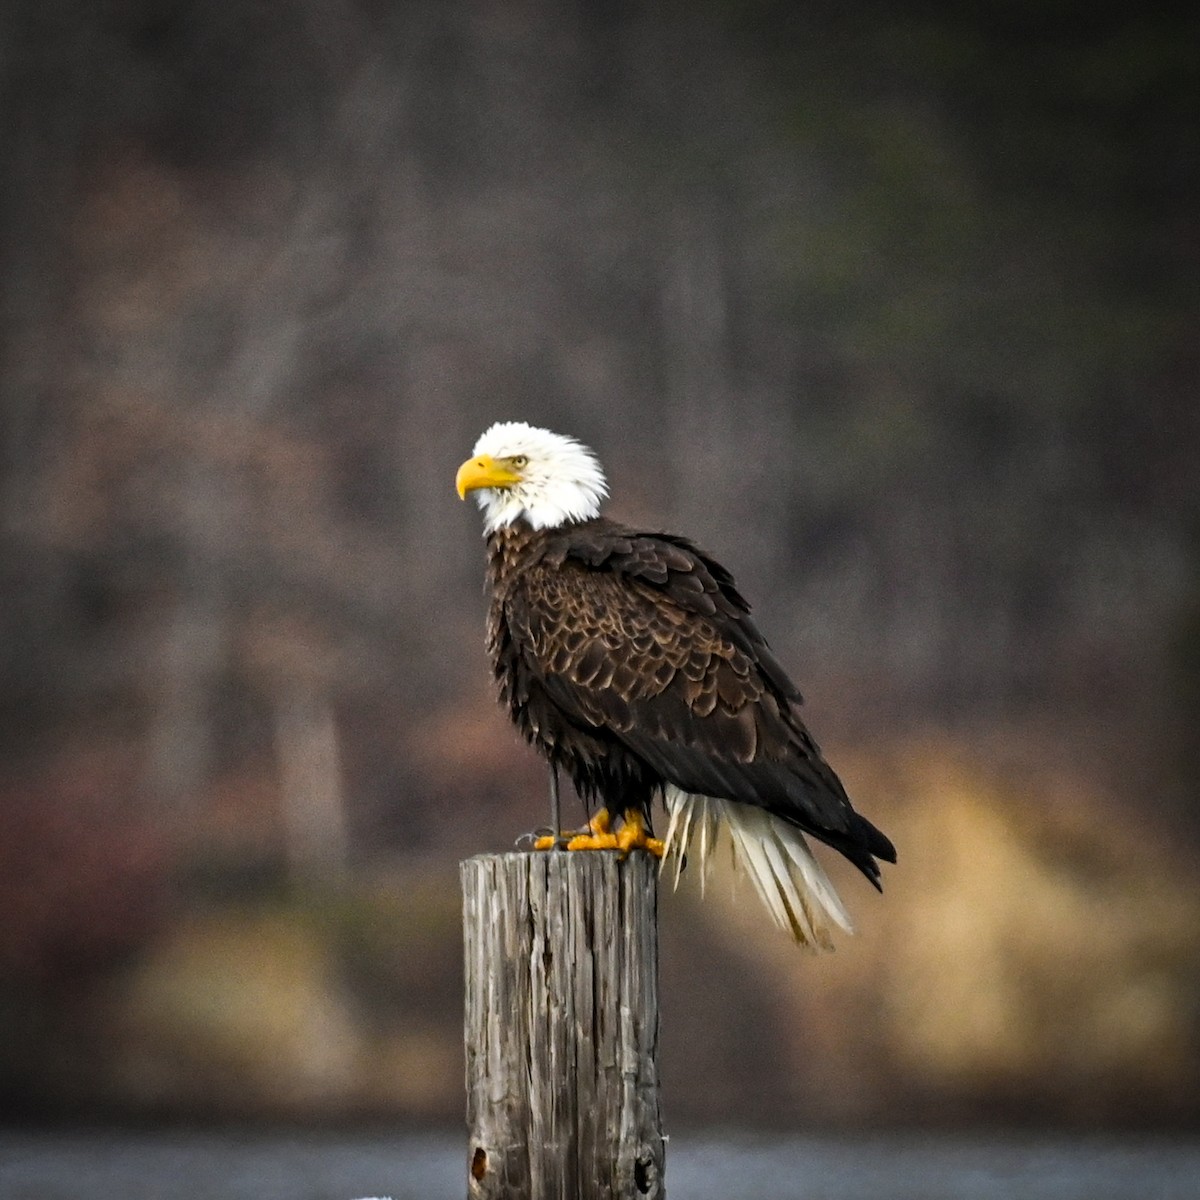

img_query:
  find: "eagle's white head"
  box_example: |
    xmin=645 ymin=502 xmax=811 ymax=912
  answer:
xmin=455 ymin=421 xmax=608 ymax=533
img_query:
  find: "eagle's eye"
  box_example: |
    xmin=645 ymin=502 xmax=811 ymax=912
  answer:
xmin=511 ymin=455 xmax=528 ymax=468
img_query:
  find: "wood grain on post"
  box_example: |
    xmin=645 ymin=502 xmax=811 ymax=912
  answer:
xmin=462 ymin=851 xmax=666 ymax=1200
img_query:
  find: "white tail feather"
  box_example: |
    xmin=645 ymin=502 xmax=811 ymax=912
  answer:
xmin=661 ymin=785 xmax=854 ymax=950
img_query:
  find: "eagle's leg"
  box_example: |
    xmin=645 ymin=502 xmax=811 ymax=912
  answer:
xmin=549 ymin=764 xmax=561 ymax=849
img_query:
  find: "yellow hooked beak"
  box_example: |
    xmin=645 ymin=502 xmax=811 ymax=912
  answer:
xmin=455 ymin=454 xmax=523 ymax=499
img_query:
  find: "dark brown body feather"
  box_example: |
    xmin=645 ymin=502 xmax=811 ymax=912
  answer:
xmin=484 ymin=517 xmax=895 ymax=886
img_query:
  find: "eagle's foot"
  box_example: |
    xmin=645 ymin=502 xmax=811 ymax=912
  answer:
xmin=523 ymin=828 xmax=567 ymax=850
xmin=532 ymin=808 xmax=613 ymax=852
xmin=532 ymin=808 xmax=663 ymax=859
xmin=615 ymin=809 xmax=665 ymax=859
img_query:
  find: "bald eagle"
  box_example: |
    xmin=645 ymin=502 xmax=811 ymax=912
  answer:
xmin=456 ymin=421 xmax=894 ymax=948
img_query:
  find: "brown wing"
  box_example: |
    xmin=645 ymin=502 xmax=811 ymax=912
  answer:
xmin=509 ymin=520 xmax=893 ymax=870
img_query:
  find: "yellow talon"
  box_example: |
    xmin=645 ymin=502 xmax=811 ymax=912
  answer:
xmin=533 ymin=808 xmax=613 ymax=851
xmin=615 ymin=809 xmax=665 ymax=859
xmin=565 ymin=829 xmax=621 ymax=852
xmin=531 ymin=808 xmax=662 ymax=857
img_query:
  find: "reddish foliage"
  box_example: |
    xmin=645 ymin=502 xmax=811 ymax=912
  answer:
xmin=0 ymin=745 xmax=175 ymax=987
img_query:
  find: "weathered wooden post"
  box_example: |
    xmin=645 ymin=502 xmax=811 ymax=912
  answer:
xmin=461 ymin=850 xmax=666 ymax=1200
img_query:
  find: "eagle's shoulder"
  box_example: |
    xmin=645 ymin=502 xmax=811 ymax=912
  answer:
xmin=525 ymin=517 xmax=800 ymax=706
xmin=532 ymin=518 xmax=747 ymax=617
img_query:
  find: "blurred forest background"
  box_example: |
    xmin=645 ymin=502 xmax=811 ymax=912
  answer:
xmin=2 ymin=0 xmax=1198 ymax=1134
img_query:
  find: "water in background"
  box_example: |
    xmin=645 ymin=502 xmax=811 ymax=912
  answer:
xmin=1 ymin=1129 xmax=1198 ymax=1200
